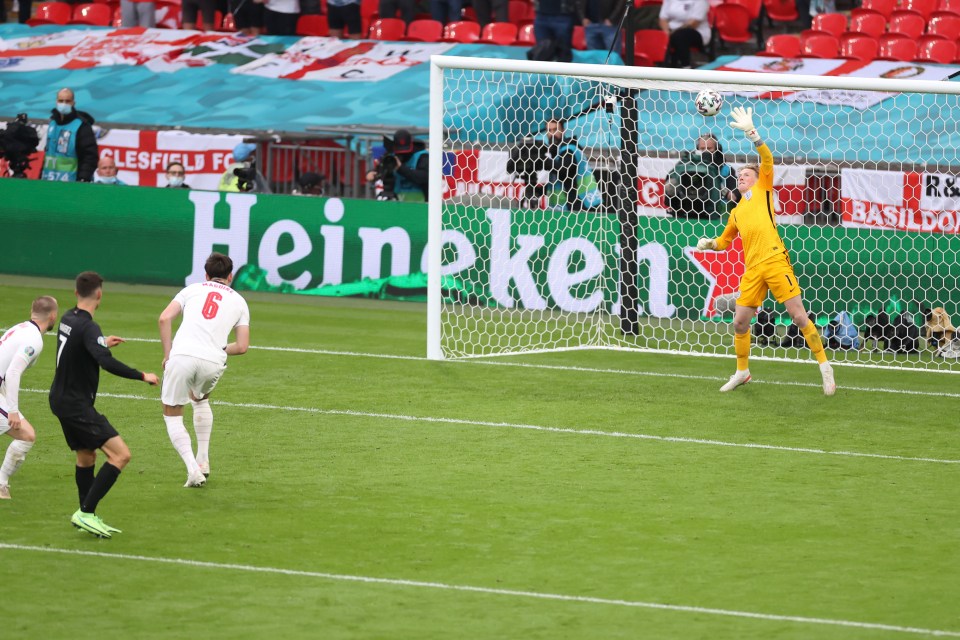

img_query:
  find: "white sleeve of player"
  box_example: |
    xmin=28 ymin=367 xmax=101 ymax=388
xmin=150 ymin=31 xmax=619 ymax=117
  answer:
xmin=236 ymin=296 xmax=251 ymax=327
xmin=4 ymin=337 xmax=42 ymax=415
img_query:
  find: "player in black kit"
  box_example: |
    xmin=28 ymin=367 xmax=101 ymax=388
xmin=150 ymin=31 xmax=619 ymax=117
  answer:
xmin=49 ymin=272 xmax=159 ymax=539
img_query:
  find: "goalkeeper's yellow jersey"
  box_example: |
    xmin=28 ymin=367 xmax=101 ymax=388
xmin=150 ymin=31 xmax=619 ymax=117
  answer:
xmin=714 ymin=143 xmax=787 ymax=270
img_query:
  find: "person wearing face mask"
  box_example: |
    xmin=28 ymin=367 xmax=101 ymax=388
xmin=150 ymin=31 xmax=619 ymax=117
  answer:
xmin=93 ymin=155 xmax=127 ymax=185
xmin=41 ymin=88 xmax=99 ymax=183
xmin=664 ymin=131 xmax=736 ymax=220
xmin=164 ymin=161 xmax=190 ymax=189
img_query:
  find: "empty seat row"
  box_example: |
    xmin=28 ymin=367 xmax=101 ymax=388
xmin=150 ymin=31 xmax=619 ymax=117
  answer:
xmin=761 ymin=32 xmax=960 ymax=63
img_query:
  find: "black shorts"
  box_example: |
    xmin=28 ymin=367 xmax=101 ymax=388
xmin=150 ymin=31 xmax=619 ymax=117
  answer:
xmin=230 ymin=0 xmax=264 ymax=29
xmin=56 ymin=407 xmax=120 ymax=451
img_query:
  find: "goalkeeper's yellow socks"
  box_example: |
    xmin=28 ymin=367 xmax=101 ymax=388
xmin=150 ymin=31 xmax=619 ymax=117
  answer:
xmin=735 ymin=331 xmax=751 ymax=370
xmin=801 ymin=322 xmax=828 ymax=364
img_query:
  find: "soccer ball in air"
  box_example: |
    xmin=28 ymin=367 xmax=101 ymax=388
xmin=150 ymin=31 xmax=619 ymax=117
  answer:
xmin=694 ymin=89 xmax=723 ymax=117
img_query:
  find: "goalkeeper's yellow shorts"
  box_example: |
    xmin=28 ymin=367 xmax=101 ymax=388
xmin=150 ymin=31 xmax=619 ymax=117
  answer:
xmin=737 ymin=252 xmax=802 ymax=308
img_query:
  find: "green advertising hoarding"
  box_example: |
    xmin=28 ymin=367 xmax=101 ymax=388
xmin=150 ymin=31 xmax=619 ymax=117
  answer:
xmin=1 ymin=180 xmax=956 ymax=321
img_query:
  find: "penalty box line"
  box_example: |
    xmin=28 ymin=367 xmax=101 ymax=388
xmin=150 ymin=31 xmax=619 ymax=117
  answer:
xmin=1 ymin=543 xmax=958 ymax=638
xmin=22 ymin=389 xmax=960 ymax=465
xmin=114 ymin=338 xmax=960 ymax=400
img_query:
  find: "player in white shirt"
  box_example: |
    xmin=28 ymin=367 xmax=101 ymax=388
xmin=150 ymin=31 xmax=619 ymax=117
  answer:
xmin=159 ymin=253 xmax=250 ymax=487
xmin=0 ymin=296 xmax=58 ymax=500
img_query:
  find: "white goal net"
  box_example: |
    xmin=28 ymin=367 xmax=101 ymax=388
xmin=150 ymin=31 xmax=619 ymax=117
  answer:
xmin=426 ymin=56 xmax=960 ymax=372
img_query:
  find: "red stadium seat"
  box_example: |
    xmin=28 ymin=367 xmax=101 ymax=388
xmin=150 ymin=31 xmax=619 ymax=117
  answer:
xmin=860 ymin=0 xmax=896 ymax=18
xmin=888 ymin=10 xmax=927 ymax=38
xmin=480 ymin=21 xmax=517 ymax=45
xmin=877 ymin=34 xmax=919 ymax=61
xmin=727 ymin=0 xmax=762 ymax=18
xmin=70 ymin=3 xmax=111 ymax=24
xmin=801 ymin=33 xmax=839 ymax=57
xmin=514 ymin=22 xmax=535 ymax=45
xmin=219 ymin=11 xmax=236 ymax=31
xmin=26 ymin=1 xmax=72 ymax=25
xmin=811 ymin=12 xmax=846 ymax=37
xmin=903 ymin=0 xmax=938 ymax=18
xmin=507 ymin=0 xmax=534 ymax=24
xmin=712 ymin=4 xmax=754 ymax=46
xmin=927 ymin=12 xmax=960 ymax=39
xmin=296 ymin=14 xmax=329 ymax=36
xmin=848 ymin=10 xmax=886 ymax=38
xmin=762 ymin=0 xmax=799 ymax=23
xmin=915 ymin=36 xmax=958 ymax=62
xmin=937 ymin=0 xmax=960 ymax=13
xmin=443 ymin=20 xmax=481 ymax=43
xmin=840 ymin=33 xmax=879 ymax=60
xmin=572 ymin=24 xmax=587 ymax=50
xmin=762 ymin=33 xmax=801 ymax=57
xmin=369 ymin=17 xmax=406 ymax=40
xmin=405 ymin=18 xmax=443 ymax=41
xmin=633 ymin=29 xmax=669 ymax=64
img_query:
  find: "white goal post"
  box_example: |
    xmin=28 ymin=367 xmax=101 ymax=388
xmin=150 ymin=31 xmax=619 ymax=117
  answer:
xmin=427 ymin=55 xmax=960 ymax=372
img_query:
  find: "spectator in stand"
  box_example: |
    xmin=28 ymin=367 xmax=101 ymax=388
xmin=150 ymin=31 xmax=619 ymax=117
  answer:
xmin=659 ymin=0 xmax=710 ymax=69
xmin=182 ymin=0 xmax=218 ymax=29
xmin=584 ymin=0 xmax=626 ymax=54
xmin=230 ymin=0 xmax=265 ymax=35
xmin=93 ymin=156 xmax=127 ymax=185
xmin=529 ymin=0 xmax=584 ymax=63
xmin=121 ymin=0 xmax=157 ymax=27
xmin=471 ymin=0 xmax=507 ymax=27
xmin=164 ymin=161 xmax=190 ymax=189
xmin=262 ymin=0 xmax=300 ymax=34
xmin=41 ymin=88 xmax=98 ymax=183
xmin=431 ymin=0 xmax=462 ymax=24
xmin=16 ymin=0 xmax=35 ymax=23
xmin=328 ymin=0 xmax=363 ymax=37
xmin=379 ymin=0 xmax=416 ymax=23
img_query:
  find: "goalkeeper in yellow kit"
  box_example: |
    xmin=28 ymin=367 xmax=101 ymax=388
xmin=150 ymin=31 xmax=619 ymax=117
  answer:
xmin=697 ymin=107 xmax=836 ymax=395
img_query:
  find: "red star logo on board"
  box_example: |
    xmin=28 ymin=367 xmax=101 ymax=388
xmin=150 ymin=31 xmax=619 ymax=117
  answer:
xmin=684 ymin=237 xmax=745 ymax=318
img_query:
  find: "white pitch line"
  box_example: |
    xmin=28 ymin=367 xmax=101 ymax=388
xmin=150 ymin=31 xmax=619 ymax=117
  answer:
xmin=22 ymin=389 xmax=960 ymax=465
xmin=114 ymin=337 xmax=960 ymax=399
xmin=1 ymin=544 xmax=957 ymax=638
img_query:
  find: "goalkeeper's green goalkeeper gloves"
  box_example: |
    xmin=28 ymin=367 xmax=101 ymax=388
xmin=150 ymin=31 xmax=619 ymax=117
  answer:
xmin=730 ymin=106 xmax=761 ymax=143
xmin=697 ymin=238 xmax=718 ymax=251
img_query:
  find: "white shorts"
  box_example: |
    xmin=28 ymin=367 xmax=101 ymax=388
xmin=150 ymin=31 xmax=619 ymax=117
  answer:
xmin=0 ymin=396 xmax=27 ymax=436
xmin=161 ymin=355 xmax=226 ymax=407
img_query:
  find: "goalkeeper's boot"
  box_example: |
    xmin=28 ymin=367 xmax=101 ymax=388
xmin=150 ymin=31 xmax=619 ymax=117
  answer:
xmin=820 ymin=362 xmax=836 ymax=396
xmin=720 ymin=369 xmax=751 ymax=392
xmin=71 ymin=509 xmax=112 ymax=539
xmin=0 ymin=484 xmax=10 ymax=500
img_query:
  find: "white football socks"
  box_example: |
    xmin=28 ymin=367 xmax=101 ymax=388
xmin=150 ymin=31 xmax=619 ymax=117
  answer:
xmin=0 ymin=439 xmax=33 ymax=485
xmin=164 ymin=415 xmax=200 ymax=474
xmin=192 ymin=399 xmax=213 ymax=465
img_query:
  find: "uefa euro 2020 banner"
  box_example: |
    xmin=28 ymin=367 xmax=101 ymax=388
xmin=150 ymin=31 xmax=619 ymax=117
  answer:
xmin=1 ymin=180 xmax=957 ymax=319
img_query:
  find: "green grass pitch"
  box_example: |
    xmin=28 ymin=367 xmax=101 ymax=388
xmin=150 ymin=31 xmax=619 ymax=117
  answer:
xmin=1 ymin=276 xmax=958 ymax=639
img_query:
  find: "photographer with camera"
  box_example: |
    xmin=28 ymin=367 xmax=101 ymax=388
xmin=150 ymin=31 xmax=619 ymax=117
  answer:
xmin=219 ymin=142 xmax=271 ymax=193
xmin=664 ymin=132 xmax=737 ymax=219
xmin=508 ymin=118 xmax=601 ymax=212
xmin=0 ymin=113 xmax=40 ymax=179
xmin=41 ymin=88 xmax=99 ymax=183
xmin=365 ymin=129 xmax=428 ymax=202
